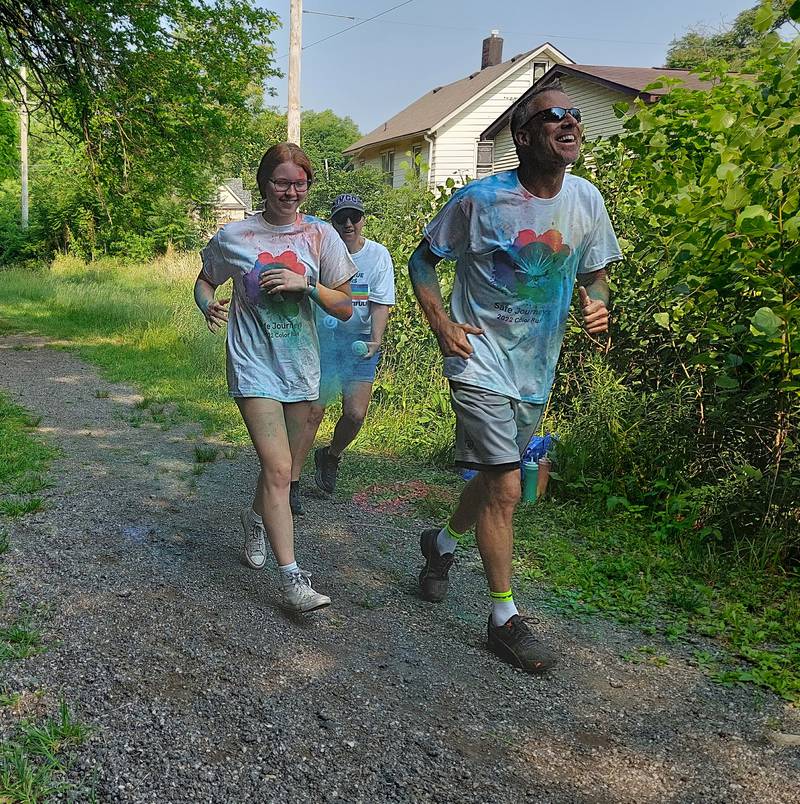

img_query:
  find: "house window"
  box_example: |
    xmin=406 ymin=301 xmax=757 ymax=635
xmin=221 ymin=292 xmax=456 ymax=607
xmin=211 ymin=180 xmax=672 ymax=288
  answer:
xmin=476 ymin=140 xmax=494 ymax=177
xmin=411 ymin=144 xmax=423 ymax=178
xmin=533 ymin=61 xmax=548 ymax=80
xmin=381 ymin=150 xmax=395 ymax=186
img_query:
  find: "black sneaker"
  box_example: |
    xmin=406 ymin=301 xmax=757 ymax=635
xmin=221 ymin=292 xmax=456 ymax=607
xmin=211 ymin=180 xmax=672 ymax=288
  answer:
xmin=290 ymin=481 xmax=304 ymax=516
xmin=314 ymin=446 xmax=340 ymax=495
xmin=418 ymin=528 xmax=455 ymax=602
xmin=487 ymin=614 xmax=557 ymax=674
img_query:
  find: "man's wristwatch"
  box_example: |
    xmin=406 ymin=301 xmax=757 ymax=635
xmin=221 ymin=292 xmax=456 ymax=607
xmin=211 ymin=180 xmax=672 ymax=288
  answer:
xmin=304 ymin=275 xmax=317 ymax=296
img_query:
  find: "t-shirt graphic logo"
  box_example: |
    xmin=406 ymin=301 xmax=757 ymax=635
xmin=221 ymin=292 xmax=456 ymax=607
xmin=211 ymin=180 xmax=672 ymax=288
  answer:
xmin=492 ymin=229 xmax=571 ymax=303
xmin=243 ymin=250 xmax=307 ymax=317
xmin=351 ymin=283 xmax=369 ymax=307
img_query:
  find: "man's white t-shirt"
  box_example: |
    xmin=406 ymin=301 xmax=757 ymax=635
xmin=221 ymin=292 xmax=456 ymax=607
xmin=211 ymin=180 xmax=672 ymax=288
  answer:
xmin=424 ymin=170 xmax=621 ymax=403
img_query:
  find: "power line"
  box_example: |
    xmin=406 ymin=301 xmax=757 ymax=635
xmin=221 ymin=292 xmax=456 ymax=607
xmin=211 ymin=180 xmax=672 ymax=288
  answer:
xmin=300 ymin=9 xmax=669 ymax=47
xmin=277 ymin=0 xmax=417 ymax=59
xmin=304 ymin=10 xmax=356 ymax=21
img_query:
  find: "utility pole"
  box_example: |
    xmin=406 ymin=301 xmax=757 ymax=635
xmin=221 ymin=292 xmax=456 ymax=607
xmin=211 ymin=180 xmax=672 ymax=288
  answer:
xmin=287 ymin=0 xmax=302 ymax=144
xmin=20 ymin=65 xmax=29 ymax=229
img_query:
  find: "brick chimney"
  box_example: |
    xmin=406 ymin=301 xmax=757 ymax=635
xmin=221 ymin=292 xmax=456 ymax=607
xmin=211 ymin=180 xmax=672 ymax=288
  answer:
xmin=481 ymin=30 xmax=503 ymax=70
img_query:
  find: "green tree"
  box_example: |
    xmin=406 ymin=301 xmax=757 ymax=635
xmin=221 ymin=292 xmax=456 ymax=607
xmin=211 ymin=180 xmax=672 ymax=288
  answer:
xmin=300 ymin=109 xmax=360 ymax=173
xmin=0 ymin=100 xmax=15 ymax=181
xmin=666 ymin=0 xmax=794 ymax=68
xmin=0 ymin=1 xmax=280 ymax=202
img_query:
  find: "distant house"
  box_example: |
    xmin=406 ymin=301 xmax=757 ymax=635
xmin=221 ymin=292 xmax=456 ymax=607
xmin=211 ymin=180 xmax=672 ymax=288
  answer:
xmin=212 ymin=178 xmax=254 ymax=228
xmin=480 ymin=64 xmax=717 ymax=175
xmin=343 ymin=33 xmax=572 ymax=189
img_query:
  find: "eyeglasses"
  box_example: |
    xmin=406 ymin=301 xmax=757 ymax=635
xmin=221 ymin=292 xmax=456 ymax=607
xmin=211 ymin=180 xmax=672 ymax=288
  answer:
xmin=332 ymin=209 xmax=364 ymax=226
xmin=527 ymin=106 xmax=582 ymax=125
xmin=268 ymin=177 xmax=311 ymax=193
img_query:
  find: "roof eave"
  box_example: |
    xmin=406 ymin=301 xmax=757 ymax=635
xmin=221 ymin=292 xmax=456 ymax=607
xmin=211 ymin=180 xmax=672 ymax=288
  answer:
xmin=430 ymin=44 xmax=574 ymax=136
xmin=480 ymin=63 xmax=648 ymax=139
xmin=343 ymin=128 xmax=432 ymax=157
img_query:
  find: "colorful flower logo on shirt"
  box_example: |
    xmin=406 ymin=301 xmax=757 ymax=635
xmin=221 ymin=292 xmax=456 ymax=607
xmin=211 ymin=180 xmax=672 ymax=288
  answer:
xmin=492 ymin=229 xmax=571 ymax=302
xmin=243 ymin=250 xmax=307 ymax=317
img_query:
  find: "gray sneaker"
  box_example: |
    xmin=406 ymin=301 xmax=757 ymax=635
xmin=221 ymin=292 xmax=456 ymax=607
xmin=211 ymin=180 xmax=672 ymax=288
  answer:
xmin=314 ymin=446 xmax=340 ymax=495
xmin=280 ymin=569 xmax=331 ymax=612
xmin=240 ymin=508 xmax=267 ymax=570
xmin=487 ymin=614 xmax=557 ymax=673
xmin=418 ymin=528 xmax=455 ymax=602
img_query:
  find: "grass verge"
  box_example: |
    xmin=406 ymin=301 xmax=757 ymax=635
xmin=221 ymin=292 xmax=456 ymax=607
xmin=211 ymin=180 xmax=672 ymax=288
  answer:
xmin=0 ymin=702 xmax=91 ymax=802
xmin=1 ymin=396 xmax=90 ymax=799
xmin=0 ymin=395 xmax=57 ymax=518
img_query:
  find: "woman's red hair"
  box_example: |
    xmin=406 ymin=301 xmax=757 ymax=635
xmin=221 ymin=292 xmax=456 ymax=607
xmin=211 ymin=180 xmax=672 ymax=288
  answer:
xmin=256 ymin=142 xmax=314 ymax=198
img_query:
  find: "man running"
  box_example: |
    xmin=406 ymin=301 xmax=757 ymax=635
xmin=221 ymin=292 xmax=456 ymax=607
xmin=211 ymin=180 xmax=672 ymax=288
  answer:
xmin=409 ymin=81 xmax=621 ymax=672
xmin=292 ymin=193 xmax=395 ymax=512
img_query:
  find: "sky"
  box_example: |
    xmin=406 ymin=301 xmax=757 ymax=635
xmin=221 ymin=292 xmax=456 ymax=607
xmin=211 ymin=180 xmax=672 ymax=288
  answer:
xmin=261 ymin=0 xmax=760 ymax=135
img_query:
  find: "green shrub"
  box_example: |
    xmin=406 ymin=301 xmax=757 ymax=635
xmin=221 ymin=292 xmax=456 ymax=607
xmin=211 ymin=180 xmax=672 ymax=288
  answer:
xmin=562 ymin=13 xmax=799 ymax=555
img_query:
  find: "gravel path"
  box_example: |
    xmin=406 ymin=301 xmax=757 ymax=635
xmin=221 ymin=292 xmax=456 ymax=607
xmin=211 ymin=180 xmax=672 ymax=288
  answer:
xmin=1 ymin=335 xmax=799 ymax=803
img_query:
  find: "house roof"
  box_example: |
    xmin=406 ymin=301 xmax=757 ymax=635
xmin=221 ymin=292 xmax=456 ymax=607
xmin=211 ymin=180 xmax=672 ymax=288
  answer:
xmin=481 ymin=64 xmax=718 ymax=139
xmin=217 ymin=178 xmax=252 ymax=211
xmin=343 ymin=43 xmax=572 ymax=155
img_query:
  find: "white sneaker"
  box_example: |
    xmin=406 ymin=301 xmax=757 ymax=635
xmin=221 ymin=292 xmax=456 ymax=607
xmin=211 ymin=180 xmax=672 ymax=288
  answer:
xmin=280 ymin=569 xmax=331 ymax=612
xmin=240 ymin=508 xmax=267 ymax=570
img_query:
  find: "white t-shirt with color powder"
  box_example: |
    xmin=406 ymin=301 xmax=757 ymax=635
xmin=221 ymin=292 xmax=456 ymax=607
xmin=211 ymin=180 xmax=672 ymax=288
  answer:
xmin=201 ymin=213 xmax=356 ymax=401
xmin=339 ymin=238 xmax=396 ymax=335
xmin=424 ymin=170 xmax=621 ymax=403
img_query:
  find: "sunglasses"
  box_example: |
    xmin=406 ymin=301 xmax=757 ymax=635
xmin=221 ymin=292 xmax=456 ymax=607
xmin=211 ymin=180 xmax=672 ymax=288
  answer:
xmin=332 ymin=209 xmax=364 ymax=226
xmin=528 ymin=106 xmax=582 ymax=125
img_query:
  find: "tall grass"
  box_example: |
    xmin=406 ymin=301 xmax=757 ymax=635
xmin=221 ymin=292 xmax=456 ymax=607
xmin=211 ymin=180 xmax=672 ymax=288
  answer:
xmin=0 ymin=253 xmax=248 ymax=442
xmin=0 ymin=253 xmax=452 ymax=457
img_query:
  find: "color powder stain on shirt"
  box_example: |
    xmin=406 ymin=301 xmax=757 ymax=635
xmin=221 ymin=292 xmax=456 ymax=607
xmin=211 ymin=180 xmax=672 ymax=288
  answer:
xmin=492 ymin=229 xmax=572 ymax=305
xmin=200 ymin=213 xmax=357 ymax=402
xmin=423 ymin=170 xmax=621 ymax=404
xmin=243 ymin=250 xmax=307 ymax=318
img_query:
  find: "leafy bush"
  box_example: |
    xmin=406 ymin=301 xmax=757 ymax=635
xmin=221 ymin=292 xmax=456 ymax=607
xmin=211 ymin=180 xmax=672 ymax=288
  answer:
xmin=562 ymin=10 xmax=799 ymax=558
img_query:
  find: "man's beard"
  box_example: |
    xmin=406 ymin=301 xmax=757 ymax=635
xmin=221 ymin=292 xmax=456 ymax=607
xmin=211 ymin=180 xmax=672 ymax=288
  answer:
xmin=526 ymin=123 xmax=580 ymax=168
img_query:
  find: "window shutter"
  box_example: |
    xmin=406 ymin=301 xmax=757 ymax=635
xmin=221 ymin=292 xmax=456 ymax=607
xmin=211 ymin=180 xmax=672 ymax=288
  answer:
xmin=476 ymin=140 xmax=494 ymax=177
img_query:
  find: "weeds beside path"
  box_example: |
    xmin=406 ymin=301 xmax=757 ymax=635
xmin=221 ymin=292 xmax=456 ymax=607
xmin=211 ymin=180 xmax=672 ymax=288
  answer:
xmin=0 ymin=386 xmax=90 ymax=799
xmin=1 ymin=335 xmax=799 ymax=802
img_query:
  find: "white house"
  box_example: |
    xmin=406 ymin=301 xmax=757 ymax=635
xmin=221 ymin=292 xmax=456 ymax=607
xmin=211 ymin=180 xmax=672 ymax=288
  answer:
xmin=343 ymin=33 xmax=572 ymax=188
xmin=213 ymin=178 xmax=253 ymax=227
xmin=480 ymin=64 xmax=716 ymax=175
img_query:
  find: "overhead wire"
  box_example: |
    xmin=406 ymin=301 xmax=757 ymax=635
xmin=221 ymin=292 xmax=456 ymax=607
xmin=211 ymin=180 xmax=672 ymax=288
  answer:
xmin=300 ymin=8 xmax=670 ymax=47
xmin=277 ymin=0 xmax=417 ymax=59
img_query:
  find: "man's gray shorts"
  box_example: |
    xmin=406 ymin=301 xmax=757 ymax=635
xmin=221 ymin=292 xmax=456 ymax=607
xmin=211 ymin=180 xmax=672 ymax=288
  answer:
xmin=450 ymin=382 xmax=544 ymax=470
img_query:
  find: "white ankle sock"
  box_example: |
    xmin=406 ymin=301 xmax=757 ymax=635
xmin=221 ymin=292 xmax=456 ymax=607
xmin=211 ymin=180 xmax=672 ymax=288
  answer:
xmin=490 ymin=590 xmax=519 ymax=626
xmin=278 ymin=561 xmax=298 ymax=578
xmin=435 ymin=522 xmax=463 ymax=555
xmin=251 ymin=509 xmax=263 ymax=523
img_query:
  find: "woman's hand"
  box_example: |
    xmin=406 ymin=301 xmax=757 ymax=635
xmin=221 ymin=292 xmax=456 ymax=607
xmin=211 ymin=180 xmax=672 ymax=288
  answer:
xmin=259 ymin=268 xmax=308 ymax=295
xmin=203 ymin=297 xmax=230 ymax=333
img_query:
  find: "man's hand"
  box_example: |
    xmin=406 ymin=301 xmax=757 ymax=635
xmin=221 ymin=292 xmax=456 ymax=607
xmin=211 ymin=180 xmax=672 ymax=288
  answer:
xmin=579 ymin=286 xmax=609 ymax=335
xmin=203 ymin=297 xmax=230 ymax=333
xmin=433 ymin=319 xmax=484 ymax=359
xmin=363 ymin=341 xmax=380 ymax=359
